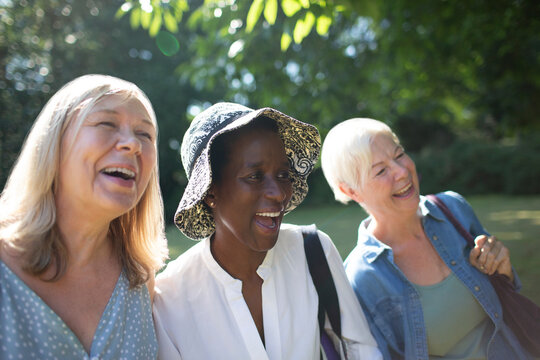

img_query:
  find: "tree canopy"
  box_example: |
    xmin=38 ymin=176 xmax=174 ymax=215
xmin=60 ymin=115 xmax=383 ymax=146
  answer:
xmin=1 ymin=0 xmax=539 ymax=219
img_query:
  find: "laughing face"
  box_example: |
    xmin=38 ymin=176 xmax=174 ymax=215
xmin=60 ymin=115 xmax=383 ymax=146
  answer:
xmin=358 ymin=134 xmax=420 ymax=219
xmin=55 ymin=94 xmax=157 ymax=220
xmin=208 ymin=126 xmax=293 ymax=253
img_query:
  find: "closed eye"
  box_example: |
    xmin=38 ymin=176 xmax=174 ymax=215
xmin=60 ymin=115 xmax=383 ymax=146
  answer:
xmin=376 ymin=168 xmax=386 ymax=176
xmin=277 ymin=170 xmax=290 ymax=181
xmin=247 ymin=172 xmax=263 ymax=181
xmin=137 ymin=131 xmax=154 ymax=141
xmin=98 ymin=121 xmax=116 ymax=128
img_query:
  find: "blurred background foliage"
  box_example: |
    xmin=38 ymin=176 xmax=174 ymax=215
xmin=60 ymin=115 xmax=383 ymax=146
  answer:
xmin=1 ymin=0 xmax=539 ymax=221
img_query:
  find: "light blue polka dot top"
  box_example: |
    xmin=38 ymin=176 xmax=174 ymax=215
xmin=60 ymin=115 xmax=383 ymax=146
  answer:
xmin=0 ymin=261 xmax=158 ymax=359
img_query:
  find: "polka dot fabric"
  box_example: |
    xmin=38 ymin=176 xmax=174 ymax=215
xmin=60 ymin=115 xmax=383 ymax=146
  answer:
xmin=0 ymin=261 xmax=157 ymax=359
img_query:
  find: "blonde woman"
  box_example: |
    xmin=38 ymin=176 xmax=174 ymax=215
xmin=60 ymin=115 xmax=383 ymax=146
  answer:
xmin=0 ymin=74 xmax=167 ymax=359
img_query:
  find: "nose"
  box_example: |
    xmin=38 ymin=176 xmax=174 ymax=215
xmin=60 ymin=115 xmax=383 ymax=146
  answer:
xmin=392 ymin=160 xmax=408 ymax=180
xmin=264 ymin=177 xmax=289 ymax=204
xmin=116 ymin=128 xmax=142 ymax=154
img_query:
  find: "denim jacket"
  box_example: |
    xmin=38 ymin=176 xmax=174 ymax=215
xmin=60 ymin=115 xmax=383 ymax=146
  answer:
xmin=344 ymin=191 xmax=532 ymax=360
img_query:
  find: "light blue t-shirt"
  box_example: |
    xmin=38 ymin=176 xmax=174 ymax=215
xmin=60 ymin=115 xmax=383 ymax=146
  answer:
xmin=0 ymin=261 xmax=157 ymax=359
xmin=412 ymin=272 xmax=490 ymax=359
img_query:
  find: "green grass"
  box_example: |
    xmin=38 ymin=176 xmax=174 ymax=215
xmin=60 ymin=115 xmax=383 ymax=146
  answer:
xmin=165 ymin=195 xmax=540 ymax=304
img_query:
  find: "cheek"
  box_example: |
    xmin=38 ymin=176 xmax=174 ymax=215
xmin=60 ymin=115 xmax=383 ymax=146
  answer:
xmin=284 ymin=182 xmax=293 ymax=202
xmin=141 ymin=146 xmax=157 ymax=175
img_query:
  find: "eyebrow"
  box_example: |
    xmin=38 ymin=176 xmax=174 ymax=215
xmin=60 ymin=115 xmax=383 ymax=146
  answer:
xmin=93 ymin=109 xmax=154 ymax=126
xmin=371 ymin=145 xmax=402 ymax=169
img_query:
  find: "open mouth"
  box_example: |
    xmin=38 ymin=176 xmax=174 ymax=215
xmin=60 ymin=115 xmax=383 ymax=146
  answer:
xmin=394 ymin=183 xmax=413 ymax=197
xmin=101 ymin=167 xmax=136 ymax=181
xmin=254 ymin=211 xmax=281 ymax=230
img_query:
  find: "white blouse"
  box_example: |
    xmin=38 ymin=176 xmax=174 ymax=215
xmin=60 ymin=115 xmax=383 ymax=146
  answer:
xmin=153 ymin=223 xmax=381 ymax=360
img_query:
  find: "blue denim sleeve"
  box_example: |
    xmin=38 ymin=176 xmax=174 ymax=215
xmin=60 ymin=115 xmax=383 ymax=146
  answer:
xmin=345 ymin=248 xmax=397 ymax=360
xmin=347 ymin=269 xmax=394 ymax=360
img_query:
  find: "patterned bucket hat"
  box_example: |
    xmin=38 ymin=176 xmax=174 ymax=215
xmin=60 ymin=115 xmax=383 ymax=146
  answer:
xmin=175 ymin=102 xmax=321 ymax=239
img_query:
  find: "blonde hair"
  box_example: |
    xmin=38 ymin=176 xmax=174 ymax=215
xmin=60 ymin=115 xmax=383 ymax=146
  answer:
xmin=0 ymin=74 xmax=167 ymax=287
xmin=321 ymin=118 xmax=400 ymax=204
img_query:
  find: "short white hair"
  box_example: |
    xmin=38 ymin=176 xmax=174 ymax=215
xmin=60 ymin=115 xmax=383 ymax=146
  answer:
xmin=321 ymin=118 xmax=399 ymax=204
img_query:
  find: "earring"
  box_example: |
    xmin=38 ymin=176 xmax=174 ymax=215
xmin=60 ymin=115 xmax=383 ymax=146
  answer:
xmin=209 ymin=200 xmax=215 ymax=207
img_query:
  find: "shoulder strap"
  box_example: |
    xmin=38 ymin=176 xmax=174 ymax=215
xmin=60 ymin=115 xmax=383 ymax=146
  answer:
xmin=301 ymin=224 xmax=342 ymax=339
xmin=426 ymin=194 xmax=475 ymax=246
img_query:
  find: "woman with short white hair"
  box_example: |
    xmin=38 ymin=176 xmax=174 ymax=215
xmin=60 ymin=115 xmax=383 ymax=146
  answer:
xmin=0 ymin=74 xmax=168 ymax=359
xmin=321 ymin=118 xmax=532 ymax=359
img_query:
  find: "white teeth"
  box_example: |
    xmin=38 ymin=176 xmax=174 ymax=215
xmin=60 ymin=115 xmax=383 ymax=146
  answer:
xmin=102 ymin=167 xmax=136 ymax=179
xmin=395 ymin=183 xmax=411 ymax=195
xmin=256 ymin=212 xmax=281 ymax=217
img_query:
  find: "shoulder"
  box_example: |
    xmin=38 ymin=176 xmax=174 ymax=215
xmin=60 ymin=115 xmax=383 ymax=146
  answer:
xmin=344 ymin=230 xmax=396 ymax=292
xmin=279 ymin=223 xmax=336 ymax=255
xmin=345 ymin=246 xmax=382 ymax=281
xmin=155 ymin=241 xmax=205 ymax=294
xmin=435 ymin=190 xmax=468 ymax=206
xmin=344 ymin=221 xmax=385 ymax=270
xmin=432 ymin=190 xmax=477 ymax=220
xmin=277 ymin=223 xmax=302 ymax=239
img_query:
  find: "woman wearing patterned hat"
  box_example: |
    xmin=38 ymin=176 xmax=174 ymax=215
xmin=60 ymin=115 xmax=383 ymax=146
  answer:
xmin=153 ymin=102 xmax=381 ymax=359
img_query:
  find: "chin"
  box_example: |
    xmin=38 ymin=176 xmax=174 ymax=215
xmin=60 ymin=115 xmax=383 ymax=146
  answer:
xmin=253 ymin=235 xmax=280 ymax=252
xmin=99 ymin=198 xmax=138 ymax=219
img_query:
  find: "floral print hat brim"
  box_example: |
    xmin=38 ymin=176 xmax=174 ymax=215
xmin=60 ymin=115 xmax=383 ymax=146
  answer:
xmin=175 ymin=102 xmax=321 ymax=240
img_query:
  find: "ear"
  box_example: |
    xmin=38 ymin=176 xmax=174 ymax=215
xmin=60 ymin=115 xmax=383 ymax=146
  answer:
xmin=204 ymin=188 xmax=217 ymax=208
xmin=338 ymin=182 xmax=363 ymax=203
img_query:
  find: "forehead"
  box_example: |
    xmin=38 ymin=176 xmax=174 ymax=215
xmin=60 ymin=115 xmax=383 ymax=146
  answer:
xmin=226 ymin=128 xmax=286 ymax=162
xmin=89 ymin=93 xmax=155 ymax=126
xmin=370 ymin=134 xmax=399 ymax=154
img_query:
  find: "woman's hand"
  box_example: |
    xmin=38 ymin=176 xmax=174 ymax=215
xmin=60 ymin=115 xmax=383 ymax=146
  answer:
xmin=469 ymin=235 xmax=514 ymax=282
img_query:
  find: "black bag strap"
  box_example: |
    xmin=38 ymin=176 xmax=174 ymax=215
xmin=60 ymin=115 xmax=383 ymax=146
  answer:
xmin=302 ymin=224 xmax=347 ymax=360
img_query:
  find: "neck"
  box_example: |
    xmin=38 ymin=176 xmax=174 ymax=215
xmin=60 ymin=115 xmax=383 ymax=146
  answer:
xmin=369 ymin=210 xmax=425 ymax=249
xmin=210 ymin=234 xmax=267 ymax=281
xmin=55 ymin=200 xmax=114 ymax=269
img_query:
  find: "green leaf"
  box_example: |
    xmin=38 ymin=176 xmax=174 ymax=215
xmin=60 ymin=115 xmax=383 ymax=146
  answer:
xmin=115 ymin=2 xmax=133 ymax=19
xmin=281 ymin=0 xmax=302 ymax=17
xmin=315 ymin=14 xmax=332 ymax=35
xmin=281 ymin=32 xmax=292 ymax=51
xmin=176 ymin=0 xmax=189 ymax=12
xmin=149 ymin=9 xmax=162 ymax=37
xmin=173 ymin=0 xmax=188 ymax=21
xmin=246 ymin=0 xmax=264 ymax=33
xmin=130 ymin=7 xmax=141 ymax=29
xmin=299 ymin=0 xmax=310 ymax=8
xmin=264 ymin=0 xmax=278 ymax=25
xmin=304 ymin=11 xmax=315 ymax=33
xmin=115 ymin=7 xmax=127 ymax=19
xmin=141 ymin=9 xmax=152 ymax=29
xmin=164 ymin=10 xmax=179 ymax=33
xmin=293 ymin=18 xmax=304 ymax=43
xmin=293 ymin=11 xmax=314 ymax=43
xmin=187 ymin=7 xmax=202 ymax=29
